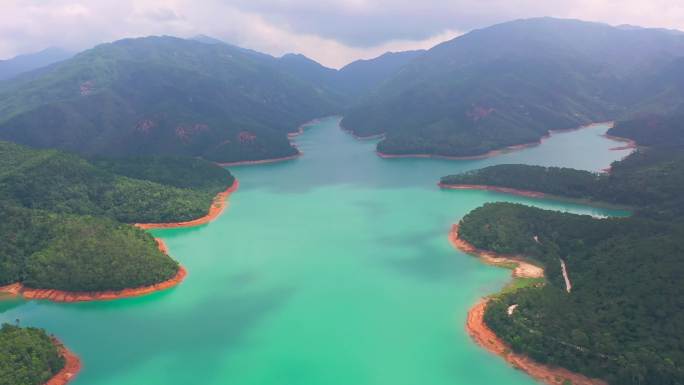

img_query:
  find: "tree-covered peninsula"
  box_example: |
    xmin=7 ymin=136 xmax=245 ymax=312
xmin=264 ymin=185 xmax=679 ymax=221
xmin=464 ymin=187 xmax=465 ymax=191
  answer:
xmin=0 ymin=140 xmax=234 ymax=292
xmin=441 ymin=147 xmax=684 ymax=218
xmin=0 ymin=324 xmax=65 ymax=385
xmin=459 ymin=202 xmax=684 ymax=385
xmin=448 ymin=118 xmax=684 ymax=384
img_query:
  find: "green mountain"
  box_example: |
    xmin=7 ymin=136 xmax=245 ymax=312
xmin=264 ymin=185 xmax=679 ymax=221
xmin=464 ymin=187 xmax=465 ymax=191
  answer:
xmin=335 ymin=50 xmax=425 ymax=98
xmin=191 ymin=35 xmax=424 ymax=100
xmin=0 ymin=140 xmax=234 ymax=291
xmin=607 ymin=112 xmax=684 ymax=148
xmin=0 ymin=36 xmax=340 ymax=163
xmin=0 ymin=36 xmax=428 ymax=163
xmin=342 ymin=18 xmax=684 ymax=157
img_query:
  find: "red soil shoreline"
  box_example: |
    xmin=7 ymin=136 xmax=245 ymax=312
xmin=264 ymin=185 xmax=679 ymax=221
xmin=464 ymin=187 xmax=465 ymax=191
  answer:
xmin=288 ymin=118 xmax=321 ymax=138
xmin=439 ymin=183 xmax=546 ymax=199
xmin=376 ymin=121 xmax=615 ymax=160
xmin=603 ymin=133 xmax=638 ymax=150
xmin=466 ymin=301 xmax=605 ymax=385
xmin=22 ymin=266 xmax=187 ymax=302
xmin=0 ymin=178 xmax=238 ymax=302
xmin=136 ymin=178 xmax=239 ymax=229
xmin=0 ymin=173 xmax=242 ymax=382
xmin=0 ymin=239 xmax=187 ymax=302
xmin=450 ymin=225 xmax=605 ymax=385
xmin=601 ymin=134 xmax=639 ymax=173
xmin=449 ymin=225 xmax=544 ymax=278
xmin=45 ymin=339 xmax=81 ymax=385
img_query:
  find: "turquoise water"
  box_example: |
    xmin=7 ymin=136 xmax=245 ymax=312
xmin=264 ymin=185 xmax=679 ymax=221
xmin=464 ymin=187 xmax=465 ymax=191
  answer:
xmin=1 ymin=117 xmax=631 ymax=385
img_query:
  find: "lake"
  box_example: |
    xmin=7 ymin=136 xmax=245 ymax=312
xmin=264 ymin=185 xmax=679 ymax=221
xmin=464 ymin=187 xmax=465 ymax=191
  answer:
xmin=1 ymin=117 xmax=631 ymax=385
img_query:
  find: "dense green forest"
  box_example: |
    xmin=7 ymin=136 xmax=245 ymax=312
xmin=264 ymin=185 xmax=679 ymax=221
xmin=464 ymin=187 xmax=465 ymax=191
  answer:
xmin=342 ymin=18 xmax=684 ymax=156
xmin=2 ymin=20 xmax=684 ymax=163
xmin=0 ymin=204 xmax=178 ymax=290
xmin=0 ymin=36 xmax=337 ymax=162
xmin=448 ymin=114 xmax=684 ymax=384
xmin=608 ymin=114 xmax=684 ymax=148
xmin=441 ymin=147 xmax=684 ymax=218
xmin=0 ymin=36 xmax=422 ymax=163
xmin=458 ymin=203 xmax=684 ymax=384
xmin=0 ymin=35 xmax=427 ymax=163
xmin=0 ymin=323 xmax=64 ymax=385
xmin=10 ymin=19 xmax=684 ymax=163
xmin=0 ymin=141 xmax=235 ymax=223
xmin=0 ymin=141 xmax=234 ymax=291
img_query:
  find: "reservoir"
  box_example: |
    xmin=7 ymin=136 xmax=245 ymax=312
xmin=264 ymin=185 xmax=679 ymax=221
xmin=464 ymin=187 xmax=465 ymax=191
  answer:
xmin=1 ymin=117 xmax=631 ymax=385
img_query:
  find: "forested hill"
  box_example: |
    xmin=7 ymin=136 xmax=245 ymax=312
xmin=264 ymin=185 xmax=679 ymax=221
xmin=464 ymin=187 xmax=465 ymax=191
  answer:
xmin=342 ymin=18 xmax=684 ymax=157
xmin=441 ymin=111 xmax=684 ymax=209
xmin=448 ymin=117 xmax=684 ymax=383
xmin=0 ymin=141 xmax=235 ymax=223
xmin=0 ymin=141 xmax=234 ymax=292
xmin=459 ymin=203 xmax=684 ymax=385
xmin=607 ymin=113 xmax=684 ymax=148
xmin=0 ymin=36 xmax=424 ymax=163
xmin=0 ymin=36 xmax=339 ymax=163
xmin=441 ymin=146 xmax=684 ymax=219
xmin=192 ymin=35 xmax=425 ymax=101
xmin=0 ymin=324 xmax=65 ymax=385
xmin=334 ymin=50 xmax=426 ymax=98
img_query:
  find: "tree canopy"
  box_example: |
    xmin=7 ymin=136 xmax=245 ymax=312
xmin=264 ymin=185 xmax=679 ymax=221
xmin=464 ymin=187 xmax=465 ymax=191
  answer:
xmin=0 ymin=324 xmax=64 ymax=385
xmin=448 ymin=116 xmax=684 ymax=384
xmin=0 ymin=141 xmax=234 ymax=291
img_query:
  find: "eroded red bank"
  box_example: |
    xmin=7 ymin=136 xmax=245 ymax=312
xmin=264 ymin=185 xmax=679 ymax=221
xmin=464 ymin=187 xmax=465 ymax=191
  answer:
xmin=0 ymin=179 xmax=240 ymax=384
xmin=136 ymin=178 xmax=239 ymax=229
xmin=0 ymin=240 xmax=187 ymax=302
xmin=450 ymin=225 xmax=605 ymax=385
xmin=1 ymin=179 xmax=240 ymax=302
xmin=45 ymin=340 xmax=81 ymax=385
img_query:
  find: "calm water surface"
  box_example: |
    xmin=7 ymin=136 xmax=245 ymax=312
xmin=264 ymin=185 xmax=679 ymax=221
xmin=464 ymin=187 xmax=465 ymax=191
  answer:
xmin=1 ymin=117 xmax=631 ymax=385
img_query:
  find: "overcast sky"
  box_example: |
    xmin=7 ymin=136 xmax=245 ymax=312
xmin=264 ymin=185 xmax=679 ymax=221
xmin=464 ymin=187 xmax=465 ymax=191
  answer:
xmin=2 ymin=0 xmax=684 ymax=68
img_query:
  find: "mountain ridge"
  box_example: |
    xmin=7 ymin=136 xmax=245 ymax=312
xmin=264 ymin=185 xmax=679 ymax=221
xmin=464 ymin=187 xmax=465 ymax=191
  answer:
xmin=341 ymin=17 xmax=684 ymax=157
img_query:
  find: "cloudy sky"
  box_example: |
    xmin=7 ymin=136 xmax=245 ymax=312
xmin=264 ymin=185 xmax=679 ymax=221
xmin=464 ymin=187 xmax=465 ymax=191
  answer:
xmin=2 ymin=0 xmax=684 ymax=68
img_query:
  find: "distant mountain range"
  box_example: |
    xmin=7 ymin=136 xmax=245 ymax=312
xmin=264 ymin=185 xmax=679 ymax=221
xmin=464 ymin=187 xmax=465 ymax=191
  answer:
xmin=342 ymin=17 xmax=684 ymax=157
xmin=0 ymin=36 xmax=419 ymax=162
xmin=0 ymin=47 xmax=72 ymax=81
xmin=1 ymin=18 xmax=683 ymax=162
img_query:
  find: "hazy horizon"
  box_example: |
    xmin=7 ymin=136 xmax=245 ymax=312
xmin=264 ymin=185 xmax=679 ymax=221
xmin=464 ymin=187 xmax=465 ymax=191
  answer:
xmin=2 ymin=1 xmax=684 ymax=68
